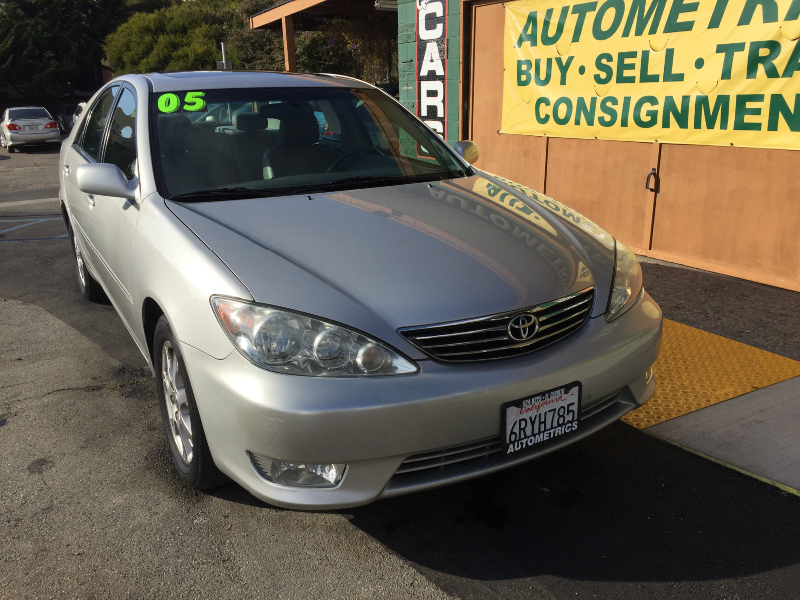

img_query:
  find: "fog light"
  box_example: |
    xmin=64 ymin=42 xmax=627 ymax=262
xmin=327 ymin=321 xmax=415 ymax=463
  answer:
xmin=248 ymin=452 xmax=345 ymax=488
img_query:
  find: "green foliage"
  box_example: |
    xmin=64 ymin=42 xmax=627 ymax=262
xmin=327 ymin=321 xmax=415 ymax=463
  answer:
xmin=221 ymin=0 xmax=398 ymax=82
xmin=297 ymin=33 xmax=362 ymax=76
xmin=125 ymin=0 xmax=176 ymax=13
xmin=0 ymin=0 xmax=398 ymax=102
xmin=105 ymin=0 xmax=241 ymax=73
xmin=225 ymin=27 xmax=285 ymax=71
xmin=0 ymin=0 xmax=129 ymax=99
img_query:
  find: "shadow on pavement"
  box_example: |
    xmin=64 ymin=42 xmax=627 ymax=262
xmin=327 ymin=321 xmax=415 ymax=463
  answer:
xmin=0 ymin=230 xmax=145 ymax=368
xmin=642 ymin=261 xmax=800 ymax=361
xmin=344 ymin=422 xmax=800 ymax=596
xmin=14 ymin=145 xmax=62 ymax=155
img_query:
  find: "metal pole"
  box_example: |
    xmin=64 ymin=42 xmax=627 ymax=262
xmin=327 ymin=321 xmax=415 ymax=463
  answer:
xmin=221 ymin=43 xmax=227 ymax=66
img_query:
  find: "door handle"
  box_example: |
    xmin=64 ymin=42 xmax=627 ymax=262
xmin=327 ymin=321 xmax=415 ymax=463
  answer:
xmin=86 ymin=194 xmax=95 ymax=206
xmin=645 ymin=168 xmax=659 ymax=192
xmin=64 ymin=163 xmax=70 ymax=174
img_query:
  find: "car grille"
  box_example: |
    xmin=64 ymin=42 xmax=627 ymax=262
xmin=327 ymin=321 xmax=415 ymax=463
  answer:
xmin=398 ymin=287 xmax=595 ymax=362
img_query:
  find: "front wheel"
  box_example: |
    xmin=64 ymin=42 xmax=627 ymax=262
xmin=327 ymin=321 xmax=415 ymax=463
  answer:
xmin=154 ymin=317 xmax=227 ymax=490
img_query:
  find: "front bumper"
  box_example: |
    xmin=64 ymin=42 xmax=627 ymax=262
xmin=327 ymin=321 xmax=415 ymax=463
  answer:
xmin=6 ymin=130 xmax=61 ymax=146
xmin=181 ymin=291 xmax=663 ymax=510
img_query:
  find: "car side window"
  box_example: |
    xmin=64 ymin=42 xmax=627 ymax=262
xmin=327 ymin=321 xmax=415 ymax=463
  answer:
xmin=103 ymin=88 xmax=137 ymax=180
xmin=80 ymin=85 xmax=119 ymax=161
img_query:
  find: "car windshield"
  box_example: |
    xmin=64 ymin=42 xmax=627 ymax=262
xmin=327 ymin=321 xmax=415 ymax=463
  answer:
xmin=9 ymin=108 xmax=51 ymax=119
xmin=150 ymin=86 xmax=469 ymax=200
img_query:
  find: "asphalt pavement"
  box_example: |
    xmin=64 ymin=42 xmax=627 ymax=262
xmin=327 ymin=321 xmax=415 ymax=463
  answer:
xmin=2 ymin=146 xmax=799 ymax=599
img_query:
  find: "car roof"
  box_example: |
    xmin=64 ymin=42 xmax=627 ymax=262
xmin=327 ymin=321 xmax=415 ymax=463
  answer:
xmin=8 ymin=106 xmax=49 ymax=110
xmin=139 ymin=71 xmax=373 ymax=94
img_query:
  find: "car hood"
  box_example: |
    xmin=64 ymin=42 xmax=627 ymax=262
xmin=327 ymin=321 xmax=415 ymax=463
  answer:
xmin=167 ymin=173 xmax=614 ymax=357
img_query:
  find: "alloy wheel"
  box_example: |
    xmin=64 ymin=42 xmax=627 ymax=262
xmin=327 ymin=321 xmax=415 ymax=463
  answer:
xmin=161 ymin=341 xmax=193 ymax=465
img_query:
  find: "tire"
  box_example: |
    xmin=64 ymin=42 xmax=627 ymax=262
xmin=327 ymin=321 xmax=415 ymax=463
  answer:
xmin=154 ymin=316 xmax=227 ymax=490
xmin=69 ymin=222 xmax=106 ymax=302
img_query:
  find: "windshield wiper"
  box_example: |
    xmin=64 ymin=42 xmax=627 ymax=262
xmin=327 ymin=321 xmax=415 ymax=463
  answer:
xmin=168 ymin=173 xmax=466 ymax=202
xmin=291 ymin=174 xmax=447 ymax=195
xmin=169 ymin=187 xmax=274 ymax=202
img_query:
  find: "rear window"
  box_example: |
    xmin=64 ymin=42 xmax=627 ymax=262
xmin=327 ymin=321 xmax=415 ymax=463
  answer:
xmin=9 ymin=108 xmax=51 ymax=119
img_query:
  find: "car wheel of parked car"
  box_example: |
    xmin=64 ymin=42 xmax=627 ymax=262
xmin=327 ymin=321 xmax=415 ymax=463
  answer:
xmin=70 ymin=223 xmax=106 ymax=302
xmin=154 ymin=316 xmax=227 ymax=490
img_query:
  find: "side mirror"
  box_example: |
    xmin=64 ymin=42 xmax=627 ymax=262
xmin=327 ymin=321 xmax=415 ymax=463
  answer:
xmin=74 ymin=105 xmax=83 ymax=116
xmin=76 ymin=163 xmax=136 ymax=200
xmin=452 ymin=140 xmax=479 ymax=165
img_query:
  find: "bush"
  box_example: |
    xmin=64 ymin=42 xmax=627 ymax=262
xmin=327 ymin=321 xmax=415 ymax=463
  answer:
xmin=105 ymin=1 xmax=236 ymax=73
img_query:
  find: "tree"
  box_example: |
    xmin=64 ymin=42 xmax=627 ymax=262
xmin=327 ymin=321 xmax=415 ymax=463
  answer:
xmin=0 ymin=0 xmax=130 ymax=99
xmin=213 ymin=0 xmax=398 ymax=82
xmin=105 ymin=0 xmax=241 ymax=73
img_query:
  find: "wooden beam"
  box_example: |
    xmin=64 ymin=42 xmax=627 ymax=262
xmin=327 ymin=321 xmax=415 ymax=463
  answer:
xmin=251 ymin=0 xmax=327 ymax=29
xmin=282 ymin=16 xmax=296 ymax=72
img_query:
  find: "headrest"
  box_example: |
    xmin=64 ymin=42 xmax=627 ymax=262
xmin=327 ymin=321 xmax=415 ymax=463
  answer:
xmin=157 ymin=115 xmax=195 ymax=153
xmin=232 ymin=112 xmax=263 ymax=132
xmin=280 ymin=114 xmax=320 ymax=146
xmin=259 ymin=102 xmax=314 ymax=120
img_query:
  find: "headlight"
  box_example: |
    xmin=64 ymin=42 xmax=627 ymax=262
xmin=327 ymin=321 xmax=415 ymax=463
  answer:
xmin=606 ymin=240 xmax=644 ymax=322
xmin=211 ymin=296 xmax=418 ymax=376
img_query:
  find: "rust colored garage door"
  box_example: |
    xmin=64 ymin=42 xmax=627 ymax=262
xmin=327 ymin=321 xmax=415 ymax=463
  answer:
xmin=650 ymin=145 xmax=800 ymax=291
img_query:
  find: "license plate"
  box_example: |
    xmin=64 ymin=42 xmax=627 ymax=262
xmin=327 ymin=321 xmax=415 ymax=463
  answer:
xmin=502 ymin=382 xmax=581 ymax=456
xmin=25 ymin=125 xmax=39 ymax=131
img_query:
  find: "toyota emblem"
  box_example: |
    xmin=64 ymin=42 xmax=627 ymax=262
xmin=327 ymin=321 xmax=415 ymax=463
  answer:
xmin=507 ymin=313 xmax=539 ymax=342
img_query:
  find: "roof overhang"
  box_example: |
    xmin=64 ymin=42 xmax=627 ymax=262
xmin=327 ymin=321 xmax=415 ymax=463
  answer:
xmin=250 ymin=0 xmax=396 ymax=30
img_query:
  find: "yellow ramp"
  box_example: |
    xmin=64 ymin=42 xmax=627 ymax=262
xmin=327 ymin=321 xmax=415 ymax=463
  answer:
xmin=623 ymin=319 xmax=800 ymax=429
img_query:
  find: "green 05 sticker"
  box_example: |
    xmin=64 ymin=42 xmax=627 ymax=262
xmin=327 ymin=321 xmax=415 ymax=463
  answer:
xmin=157 ymin=91 xmax=206 ymax=113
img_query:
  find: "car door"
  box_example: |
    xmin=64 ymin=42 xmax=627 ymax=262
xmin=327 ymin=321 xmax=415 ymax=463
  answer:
xmin=64 ymin=85 xmax=120 ymax=287
xmin=68 ymin=84 xmax=142 ymax=329
xmin=89 ymin=85 xmax=142 ymax=327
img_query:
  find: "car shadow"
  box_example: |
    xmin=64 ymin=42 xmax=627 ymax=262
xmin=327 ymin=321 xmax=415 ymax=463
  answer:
xmin=15 ymin=145 xmax=62 ymax=155
xmin=206 ymin=420 xmax=800 ymax=588
xmin=343 ymin=422 xmax=800 ymax=589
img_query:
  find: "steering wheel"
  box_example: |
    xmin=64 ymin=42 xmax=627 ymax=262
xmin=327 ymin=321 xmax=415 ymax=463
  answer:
xmin=326 ymin=146 xmax=384 ymax=173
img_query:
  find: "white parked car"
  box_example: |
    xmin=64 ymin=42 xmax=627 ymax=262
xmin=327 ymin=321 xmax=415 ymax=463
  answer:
xmin=1 ymin=106 xmax=62 ymax=152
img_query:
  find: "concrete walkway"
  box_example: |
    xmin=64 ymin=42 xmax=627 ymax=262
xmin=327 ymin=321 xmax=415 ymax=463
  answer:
xmin=649 ymin=376 xmax=800 ymax=494
xmin=639 ymin=259 xmax=800 ymax=496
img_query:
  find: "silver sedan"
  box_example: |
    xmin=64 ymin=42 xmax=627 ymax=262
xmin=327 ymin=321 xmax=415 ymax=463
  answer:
xmin=2 ymin=106 xmax=62 ymax=152
xmin=59 ymin=72 xmax=662 ymax=509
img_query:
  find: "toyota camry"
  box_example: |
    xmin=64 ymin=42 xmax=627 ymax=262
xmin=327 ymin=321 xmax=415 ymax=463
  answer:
xmin=59 ymin=71 xmax=662 ymax=509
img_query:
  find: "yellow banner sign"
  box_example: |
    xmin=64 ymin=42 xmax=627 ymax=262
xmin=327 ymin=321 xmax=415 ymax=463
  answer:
xmin=502 ymin=0 xmax=800 ymax=149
